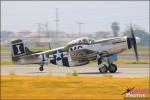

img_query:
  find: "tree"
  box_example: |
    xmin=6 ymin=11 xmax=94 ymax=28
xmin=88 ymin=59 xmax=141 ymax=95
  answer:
xmin=123 ymin=27 xmax=149 ymax=46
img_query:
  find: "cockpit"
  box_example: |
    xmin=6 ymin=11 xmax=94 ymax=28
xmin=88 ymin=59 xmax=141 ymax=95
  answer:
xmin=67 ymin=37 xmax=95 ymax=45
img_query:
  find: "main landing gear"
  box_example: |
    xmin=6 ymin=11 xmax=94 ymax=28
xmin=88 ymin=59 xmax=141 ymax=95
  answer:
xmin=97 ymin=55 xmax=117 ymax=73
xmin=39 ymin=65 xmax=44 ymax=71
xmin=108 ymin=63 xmax=117 ymax=73
xmin=98 ymin=64 xmax=108 ymax=73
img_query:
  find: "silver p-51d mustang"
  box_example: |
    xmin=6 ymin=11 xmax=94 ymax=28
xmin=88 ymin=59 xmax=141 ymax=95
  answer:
xmin=11 ymin=25 xmax=140 ymax=73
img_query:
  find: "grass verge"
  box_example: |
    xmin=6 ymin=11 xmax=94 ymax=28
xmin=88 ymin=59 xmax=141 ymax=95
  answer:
xmin=1 ymin=75 xmax=149 ymax=99
xmin=1 ymin=59 xmax=149 ymax=65
xmin=1 ymin=60 xmax=14 ymax=65
xmin=90 ymin=60 xmax=149 ymax=65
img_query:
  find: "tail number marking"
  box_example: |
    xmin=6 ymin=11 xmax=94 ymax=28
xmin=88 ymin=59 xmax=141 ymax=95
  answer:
xmin=12 ymin=43 xmax=25 ymax=56
xmin=16 ymin=45 xmax=21 ymax=54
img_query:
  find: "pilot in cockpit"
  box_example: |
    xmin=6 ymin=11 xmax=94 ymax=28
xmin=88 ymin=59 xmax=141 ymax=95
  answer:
xmin=88 ymin=39 xmax=95 ymax=44
xmin=81 ymin=38 xmax=95 ymax=45
xmin=67 ymin=37 xmax=95 ymax=46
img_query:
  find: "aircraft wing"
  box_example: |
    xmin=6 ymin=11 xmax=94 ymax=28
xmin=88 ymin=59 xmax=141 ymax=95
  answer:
xmin=69 ymin=49 xmax=98 ymax=61
xmin=69 ymin=48 xmax=117 ymax=61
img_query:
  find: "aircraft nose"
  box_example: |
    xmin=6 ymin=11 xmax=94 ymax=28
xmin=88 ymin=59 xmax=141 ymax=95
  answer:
xmin=135 ymin=37 xmax=141 ymax=43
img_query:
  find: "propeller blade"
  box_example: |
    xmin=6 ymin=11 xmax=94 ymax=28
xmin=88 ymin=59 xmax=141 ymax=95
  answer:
xmin=133 ymin=41 xmax=139 ymax=61
xmin=130 ymin=24 xmax=139 ymax=61
xmin=130 ymin=24 xmax=135 ymax=40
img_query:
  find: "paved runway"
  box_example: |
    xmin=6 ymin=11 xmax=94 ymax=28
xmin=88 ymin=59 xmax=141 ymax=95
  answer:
xmin=1 ymin=64 xmax=149 ymax=77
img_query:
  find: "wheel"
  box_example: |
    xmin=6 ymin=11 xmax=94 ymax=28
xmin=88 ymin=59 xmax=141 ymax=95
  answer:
xmin=39 ymin=66 xmax=44 ymax=71
xmin=108 ymin=64 xmax=117 ymax=73
xmin=98 ymin=64 xmax=108 ymax=73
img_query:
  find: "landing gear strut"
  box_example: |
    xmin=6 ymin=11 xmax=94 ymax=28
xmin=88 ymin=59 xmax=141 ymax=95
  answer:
xmin=97 ymin=54 xmax=117 ymax=73
xmin=39 ymin=65 xmax=44 ymax=71
xmin=97 ymin=54 xmax=108 ymax=73
xmin=107 ymin=58 xmax=117 ymax=73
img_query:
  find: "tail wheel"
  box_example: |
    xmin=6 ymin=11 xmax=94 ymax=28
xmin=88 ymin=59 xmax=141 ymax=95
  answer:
xmin=99 ymin=64 xmax=108 ymax=73
xmin=39 ymin=65 xmax=44 ymax=71
xmin=108 ymin=64 xmax=117 ymax=73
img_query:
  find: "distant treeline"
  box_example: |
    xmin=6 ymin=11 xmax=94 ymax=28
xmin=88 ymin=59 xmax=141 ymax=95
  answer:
xmin=1 ymin=26 xmax=149 ymax=46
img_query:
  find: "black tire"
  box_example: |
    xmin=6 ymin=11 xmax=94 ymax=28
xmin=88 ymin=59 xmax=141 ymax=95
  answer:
xmin=39 ymin=67 xmax=44 ymax=71
xmin=108 ymin=64 xmax=117 ymax=73
xmin=99 ymin=64 xmax=108 ymax=73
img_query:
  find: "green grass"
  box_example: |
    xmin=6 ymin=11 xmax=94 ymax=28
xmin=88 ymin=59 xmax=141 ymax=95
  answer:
xmin=138 ymin=46 xmax=150 ymax=51
xmin=1 ymin=46 xmax=11 ymax=52
xmin=90 ymin=60 xmax=149 ymax=65
xmin=1 ymin=60 xmax=14 ymax=65
xmin=1 ymin=46 xmax=149 ymax=65
xmin=126 ymin=61 xmax=149 ymax=64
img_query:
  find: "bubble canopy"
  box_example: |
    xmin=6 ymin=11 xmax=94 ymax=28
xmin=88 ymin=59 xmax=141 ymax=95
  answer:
xmin=67 ymin=37 xmax=95 ymax=45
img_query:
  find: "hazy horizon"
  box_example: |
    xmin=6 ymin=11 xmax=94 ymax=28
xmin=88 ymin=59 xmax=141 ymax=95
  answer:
xmin=1 ymin=1 xmax=149 ymax=33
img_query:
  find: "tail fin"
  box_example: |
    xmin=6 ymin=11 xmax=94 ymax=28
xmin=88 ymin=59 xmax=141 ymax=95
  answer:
xmin=11 ymin=39 xmax=39 ymax=64
xmin=11 ymin=39 xmax=33 ymax=60
xmin=11 ymin=39 xmax=26 ymax=57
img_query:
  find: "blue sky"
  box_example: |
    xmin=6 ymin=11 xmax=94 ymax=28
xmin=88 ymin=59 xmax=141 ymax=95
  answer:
xmin=1 ymin=1 xmax=149 ymax=33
